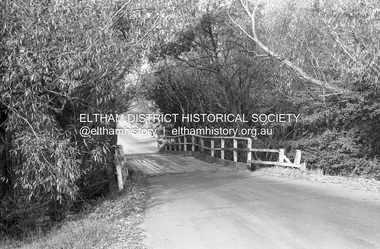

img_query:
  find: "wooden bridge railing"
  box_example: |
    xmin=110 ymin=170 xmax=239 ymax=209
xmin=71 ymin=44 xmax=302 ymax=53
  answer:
xmin=163 ymin=135 xmax=306 ymax=170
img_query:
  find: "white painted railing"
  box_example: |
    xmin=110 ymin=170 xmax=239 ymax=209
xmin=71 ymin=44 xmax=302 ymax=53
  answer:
xmin=163 ymin=135 xmax=306 ymax=170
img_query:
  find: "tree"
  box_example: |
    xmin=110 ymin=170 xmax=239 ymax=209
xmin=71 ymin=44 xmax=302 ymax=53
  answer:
xmin=146 ymin=4 xmax=283 ymax=129
xmin=229 ymin=0 xmax=353 ymax=94
xmin=144 ymin=0 xmax=380 ymax=177
xmin=0 ymin=0 xmax=161 ymax=230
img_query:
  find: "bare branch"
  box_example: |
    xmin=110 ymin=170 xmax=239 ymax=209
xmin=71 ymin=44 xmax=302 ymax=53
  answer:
xmin=110 ymin=12 xmax=162 ymax=79
xmin=331 ymin=32 xmax=356 ymax=62
xmin=131 ymin=12 xmax=162 ymax=50
xmin=104 ymin=0 xmax=133 ymax=33
xmin=230 ymin=0 xmax=350 ymax=94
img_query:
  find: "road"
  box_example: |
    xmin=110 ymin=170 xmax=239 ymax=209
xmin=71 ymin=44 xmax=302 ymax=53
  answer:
xmin=142 ymin=169 xmax=380 ymax=249
xmin=117 ymin=122 xmax=159 ymax=155
xmin=117 ymin=128 xmax=380 ymax=249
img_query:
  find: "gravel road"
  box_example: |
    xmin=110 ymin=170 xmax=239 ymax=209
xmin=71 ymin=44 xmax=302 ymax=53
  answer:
xmin=141 ymin=167 xmax=380 ymax=249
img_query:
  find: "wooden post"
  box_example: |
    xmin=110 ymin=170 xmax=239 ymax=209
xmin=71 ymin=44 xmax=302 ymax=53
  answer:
xmin=300 ymin=162 xmax=307 ymax=171
xmin=211 ymin=139 xmax=214 ymax=157
xmin=279 ymin=149 xmax=285 ymax=164
xmin=295 ymin=149 xmax=307 ymax=170
xmin=116 ymin=164 xmax=123 ymax=191
xmin=247 ymin=139 xmax=252 ymax=163
xmin=200 ymin=138 xmax=204 ymax=153
xmin=221 ymin=138 xmax=225 ymax=159
xmin=114 ymin=146 xmax=125 ymax=191
xmin=184 ymin=136 xmax=187 ymax=151
xmin=294 ymin=150 xmax=301 ymax=165
xmin=179 ymin=136 xmax=182 ymax=151
xmin=192 ymin=136 xmax=195 ymax=151
xmin=233 ymin=138 xmax=237 ymax=162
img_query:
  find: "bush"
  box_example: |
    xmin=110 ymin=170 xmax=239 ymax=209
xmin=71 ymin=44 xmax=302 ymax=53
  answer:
xmin=293 ymin=129 xmax=380 ymax=177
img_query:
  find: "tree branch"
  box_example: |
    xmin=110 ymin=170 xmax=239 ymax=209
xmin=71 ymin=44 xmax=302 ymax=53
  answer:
xmin=230 ymin=0 xmax=349 ymax=94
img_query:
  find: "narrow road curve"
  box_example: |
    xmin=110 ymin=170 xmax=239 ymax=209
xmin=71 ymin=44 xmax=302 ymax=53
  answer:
xmin=117 ymin=128 xmax=380 ymax=248
xmin=141 ymin=163 xmax=380 ymax=249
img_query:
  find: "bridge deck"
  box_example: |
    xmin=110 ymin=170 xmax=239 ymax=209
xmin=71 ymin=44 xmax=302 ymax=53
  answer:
xmin=124 ymin=153 xmax=229 ymax=176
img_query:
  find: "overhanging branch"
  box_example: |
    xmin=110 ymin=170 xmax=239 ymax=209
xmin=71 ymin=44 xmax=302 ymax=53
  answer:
xmin=230 ymin=0 xmax=350 ymax=94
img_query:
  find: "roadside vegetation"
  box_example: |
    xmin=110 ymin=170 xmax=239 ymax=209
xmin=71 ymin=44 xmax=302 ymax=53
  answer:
xmin=0 ymin=173 xmax=149 ymax=249
xmin=0 ymin=0 xmax=159 ymax=242
xmin=142 ymin=0 xmax=380 ymax=180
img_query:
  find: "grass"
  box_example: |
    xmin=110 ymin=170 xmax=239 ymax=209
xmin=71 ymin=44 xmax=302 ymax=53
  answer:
xmin=0 ymin=173 xmax=150 ymax=249
xmin=257 ymin=166 xmax=380 ymax=193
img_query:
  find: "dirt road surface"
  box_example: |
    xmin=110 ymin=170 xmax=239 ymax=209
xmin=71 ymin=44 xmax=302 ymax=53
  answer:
xmin=117 ymin=129 xmax=380 ymax=249
xmin=142 ymin=169 xmax=380 ymax=249
xmin=117 ymin=122 xmax=158 ymax=155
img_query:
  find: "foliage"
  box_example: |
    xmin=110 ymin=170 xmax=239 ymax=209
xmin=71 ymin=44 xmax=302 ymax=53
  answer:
xmin=0 ymin=173 xmax=148 ymax=249
xmin=262 ymin=0 xmax=380 ymax=93
xmin=0 ymin=0 xmax=160 ymax=234
xmin=1 ymin=0 xmax=380 ymax=238
xmin=294 ymin=99 xmax=380 ymax=177
xmin=143 ymin=0 xmax=380 ymax=178
xmin=144 ymin=6 xmax=286 ymax=130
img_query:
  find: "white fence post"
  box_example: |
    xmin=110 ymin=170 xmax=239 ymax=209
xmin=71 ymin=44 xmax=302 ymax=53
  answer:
xmin=247 ymin=139 xmax=252 ymax=163
xmin=192 ymin=136 xmax=195 ymax=151
xmin=200 ymin=137 xmax=204 ymax=153
xmin=294 ymin=150 xmax=301 ymax=165
xmin=221 ymin=138 xmax=225 ymax=159
xmin=279 ymin=149 xmax=285 ymax=164
xmin=211 ymin=139 xmax=214 ymax=157
xmin=295 ymin=149 xmax=307 ymax=171
xmin=233 ymin=138 xmax=237 ymax=162
xmin=184 ymin=136 xmax=187 ymax=151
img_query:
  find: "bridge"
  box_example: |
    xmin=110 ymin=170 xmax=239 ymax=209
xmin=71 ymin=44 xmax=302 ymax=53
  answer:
xmin=118 ymin=132 xmax=305 ymax=178
xmin=116 ymin=130 xmax=380 ymax=249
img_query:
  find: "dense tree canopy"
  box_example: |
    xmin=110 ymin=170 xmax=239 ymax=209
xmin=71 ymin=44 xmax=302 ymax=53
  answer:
xmin=0 ymin=0 xmax=161 ymax=232
xmin=143 ymin=0 xmax=380 ymax=177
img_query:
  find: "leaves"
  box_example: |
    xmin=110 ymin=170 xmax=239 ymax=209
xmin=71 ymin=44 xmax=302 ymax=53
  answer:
xmin=0 ymin=0 xmax=163 ymax=225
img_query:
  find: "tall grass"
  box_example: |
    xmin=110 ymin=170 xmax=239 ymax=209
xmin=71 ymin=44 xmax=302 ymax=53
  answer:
xmin=1 ymin=218 xmax=115 ymax=249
